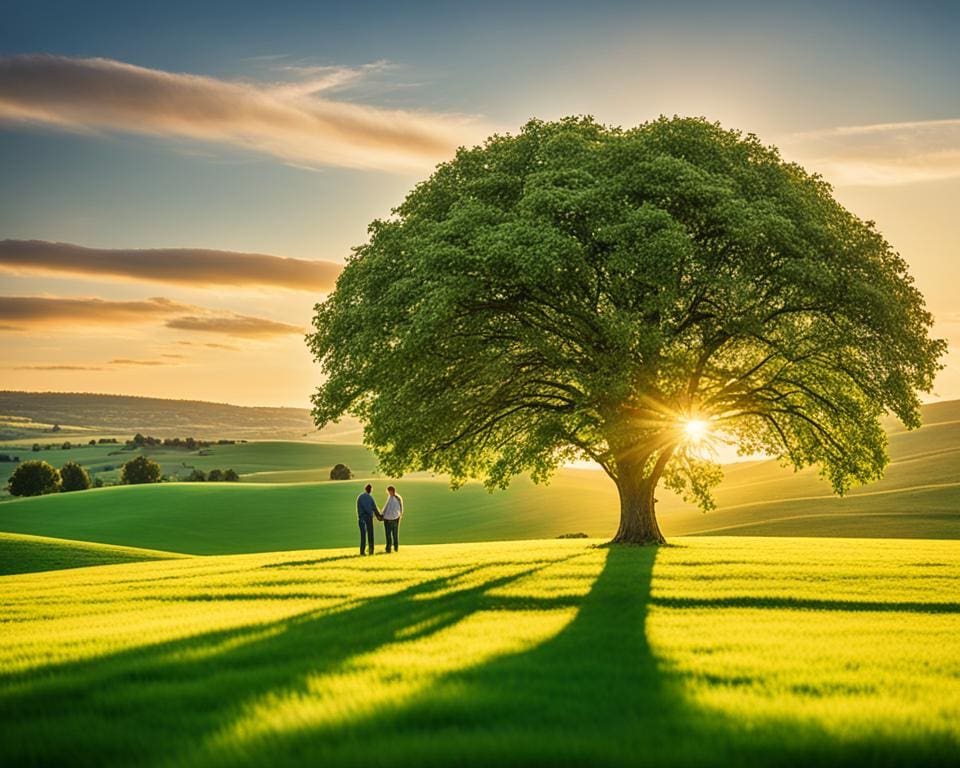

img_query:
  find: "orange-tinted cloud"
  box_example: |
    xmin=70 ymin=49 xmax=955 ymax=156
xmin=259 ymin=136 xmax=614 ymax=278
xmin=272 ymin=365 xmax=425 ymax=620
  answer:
xmin=109 ymin=358 xmax=169 ymax=366
xmin=0 ymin=296 xmax=191 ymax=328
xmin=0 ymin=295 xmax=303 ymax=338
xmin=0 ymin=54 xmax=487 ymax=172
xmin=165 ymin=315 xmax=304 ymax=338
xmin=780 ymin=118 xmax=960 ymax=185
xmin=0 ymin=240 xmax=342 ymax=292
xmin=14 ymin=364 xmax=104 ymax=371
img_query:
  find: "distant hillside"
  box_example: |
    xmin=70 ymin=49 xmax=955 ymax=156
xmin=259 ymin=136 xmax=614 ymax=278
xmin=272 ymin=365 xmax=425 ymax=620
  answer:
xmin=0 ymin=391 xmax=363 ymax=441
xmin=657 ymin=398 xmax=960 ymax=537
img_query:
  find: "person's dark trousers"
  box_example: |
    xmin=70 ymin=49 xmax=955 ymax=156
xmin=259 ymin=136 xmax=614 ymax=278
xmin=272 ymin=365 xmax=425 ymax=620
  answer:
xmin=358 ymin=514 xmax=375 ymax=554
xmin=384 ymin=519 xmax=399 ymax=552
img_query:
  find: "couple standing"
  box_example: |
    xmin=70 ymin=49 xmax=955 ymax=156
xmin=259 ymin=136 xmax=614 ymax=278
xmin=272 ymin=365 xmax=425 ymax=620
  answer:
xmin=356 ymin=483 xmax=403 ymax=555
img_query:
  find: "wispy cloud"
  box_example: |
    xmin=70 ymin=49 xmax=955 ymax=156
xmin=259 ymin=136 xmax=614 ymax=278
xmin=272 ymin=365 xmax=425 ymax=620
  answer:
xmin=0 ymin=240 xmax=342 ymax=292
xmin=0 ymin=296 xmax=191 ymax=327
xmin=0 ymin=295 xmax=303 ymax=338
xmin=108 ymin=358 xmax=169 ymax=366
xmin=165 ymin=315 xmax=304 ymax=338
xmin=0 ymin=54 xmax=488 ymax=172
xmin=779 ymin=118 xmax=960 ymax=185
xmin=14 ymin=364 xmax=104 ymax=371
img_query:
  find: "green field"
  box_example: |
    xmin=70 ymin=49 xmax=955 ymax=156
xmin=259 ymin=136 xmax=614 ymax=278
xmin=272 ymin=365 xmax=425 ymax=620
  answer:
xmin=0 ymin=474 xmax=620 ymax=554
xmin=1 ymin=536 xmax=957 ymax=766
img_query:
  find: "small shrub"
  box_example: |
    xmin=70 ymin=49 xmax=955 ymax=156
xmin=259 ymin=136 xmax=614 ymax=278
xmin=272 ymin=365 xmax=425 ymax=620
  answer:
xmin=7 ymin=460 xmax=61 ymax=497
xmin=60 ymin=461 xmax=92 ymax=492
xmin=330 ymin=463 xmax=353 ymax=480
xmin=121 ymin=455 xmax=162 ymax=485
xmin=186 ymin=469 xmax=207 ymax=482
xmin=207 ymin=468 xmax=224 ymax=482
xmin=556 ymin=532 xmax=589 ymax=539
xmin=223 ymin=469 xmax=240 ymax=482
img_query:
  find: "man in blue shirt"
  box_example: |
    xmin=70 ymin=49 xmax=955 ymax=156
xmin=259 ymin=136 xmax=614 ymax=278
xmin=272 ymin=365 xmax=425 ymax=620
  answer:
xmin=356 ymin=484 xmax=379 ymax=555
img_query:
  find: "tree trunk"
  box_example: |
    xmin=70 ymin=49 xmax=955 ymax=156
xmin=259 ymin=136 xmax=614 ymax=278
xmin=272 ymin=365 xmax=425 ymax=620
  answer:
xmin=611 ymin=456 xmax=667 ymax=546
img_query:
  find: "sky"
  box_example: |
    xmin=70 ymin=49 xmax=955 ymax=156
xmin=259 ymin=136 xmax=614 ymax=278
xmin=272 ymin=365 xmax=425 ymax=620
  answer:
xmin=1 ymin=0 xmax=959 ymax=407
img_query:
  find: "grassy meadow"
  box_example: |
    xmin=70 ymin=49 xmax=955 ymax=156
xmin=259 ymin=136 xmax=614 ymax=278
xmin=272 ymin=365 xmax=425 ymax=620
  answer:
xmin=1 ymin=399 xmax=958 ymax=765
xmin=0 ymin=531 xmax=184 ymax=575
xmin=1 ymin=536 xmax=958 ymax=766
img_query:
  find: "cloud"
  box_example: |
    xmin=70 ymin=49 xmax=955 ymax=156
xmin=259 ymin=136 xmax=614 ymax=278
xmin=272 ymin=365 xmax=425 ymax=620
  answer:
xmin=779 ymin=118 xmax=960 ymax=186
xmin=0 ymin=54 xmax=488 ymax=172
xmin=14 ymin=364 xmax=103 ymax=371
xmin=165 ymin=315 xmax=304 ymax=338
xmin=0 ymin=240 xmax=342 ymax=292
xmin=108 ymin=358 xmax=168 ymax=366
xmin=0 ymin=296 xmax=192 ymax=328
xmin=0 ymin=295 xmax=303 ymax=338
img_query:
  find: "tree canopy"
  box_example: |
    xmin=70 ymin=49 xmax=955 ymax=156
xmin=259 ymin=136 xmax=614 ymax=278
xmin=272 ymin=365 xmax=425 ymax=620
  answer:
xmin=60 ymin=461 xmax=91 ymax=492
xmin=308 ymin=116 xmax=944 ymax=543
xmin=7 ymin=460 xmax=61 ymax=497
xmin=330 ymin=463 xmax=353 ymax=480
xmin=121 ymin=455 xmax=162 ymax=485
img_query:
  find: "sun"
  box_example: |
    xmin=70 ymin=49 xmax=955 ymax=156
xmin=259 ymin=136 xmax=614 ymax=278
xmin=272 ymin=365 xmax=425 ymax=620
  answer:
xmin=682 ymin=418 xmax=710 ymax=444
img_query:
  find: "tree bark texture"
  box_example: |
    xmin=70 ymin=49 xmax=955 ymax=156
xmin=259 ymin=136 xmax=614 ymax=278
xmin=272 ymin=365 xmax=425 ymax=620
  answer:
xmin=611 ymin=453 xmax=668 ymax=545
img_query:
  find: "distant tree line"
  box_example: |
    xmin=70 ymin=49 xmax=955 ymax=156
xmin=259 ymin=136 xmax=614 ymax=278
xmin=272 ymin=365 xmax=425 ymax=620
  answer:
xmin=6 ymin=459 xmax=98 ymax=497
xmin=6 ymin=455 xmax=245 ymax=496
xmin=184 ymin=468 xmax=240 ymax=482
xmin=24 ymin=435 xmax=244 ymax=453
xmin=128 ymin=433 xmax=243 ymax=449
xmin=31 ymin=438 xmax=118 ymax=452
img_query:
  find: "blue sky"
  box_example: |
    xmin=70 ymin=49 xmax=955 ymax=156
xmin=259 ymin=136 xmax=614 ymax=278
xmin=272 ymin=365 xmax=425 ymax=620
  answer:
xmin=1 ymin=1 xmax=958 ymax=405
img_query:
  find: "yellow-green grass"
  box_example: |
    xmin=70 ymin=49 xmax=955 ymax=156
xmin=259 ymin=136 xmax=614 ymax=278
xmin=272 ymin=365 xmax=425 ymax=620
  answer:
xmin=1 ymin=537 xmax=957 ymax=766
xmin=0 ymin=531 xmax=184 ymax=575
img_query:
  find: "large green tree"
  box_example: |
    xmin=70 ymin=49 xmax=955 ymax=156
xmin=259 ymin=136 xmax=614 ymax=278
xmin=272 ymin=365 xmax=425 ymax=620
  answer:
xmin=308 ymin=117 xmax=944 ymax=544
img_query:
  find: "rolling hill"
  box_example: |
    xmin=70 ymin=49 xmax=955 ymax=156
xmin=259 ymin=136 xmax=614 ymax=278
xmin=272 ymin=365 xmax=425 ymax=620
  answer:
xmin=0 ymin=531 xmax=184 ymax=575
xmin=0 ymin=390 xmax=363 ymax=442
xmin=0 ymin=400 xmax=956 ymax=551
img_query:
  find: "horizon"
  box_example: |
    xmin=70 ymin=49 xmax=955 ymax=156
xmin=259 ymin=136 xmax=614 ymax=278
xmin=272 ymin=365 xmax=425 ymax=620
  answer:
xmin=2 ymin=1 xmax=959 ymax=408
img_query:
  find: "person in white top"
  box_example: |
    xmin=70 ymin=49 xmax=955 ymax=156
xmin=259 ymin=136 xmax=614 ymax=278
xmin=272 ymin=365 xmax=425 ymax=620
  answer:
xmin=381 ymin=485 xmax=403 ymax=553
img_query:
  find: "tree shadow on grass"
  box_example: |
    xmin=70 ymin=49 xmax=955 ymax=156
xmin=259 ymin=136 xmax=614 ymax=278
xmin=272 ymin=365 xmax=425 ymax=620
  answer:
xmin=2 ymin=548 xmax=957 ymax=767
xmin=0 ymin=556 xmax=582 ymax=768
xmin=201 ymin=546 xmax=960 ymax=768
